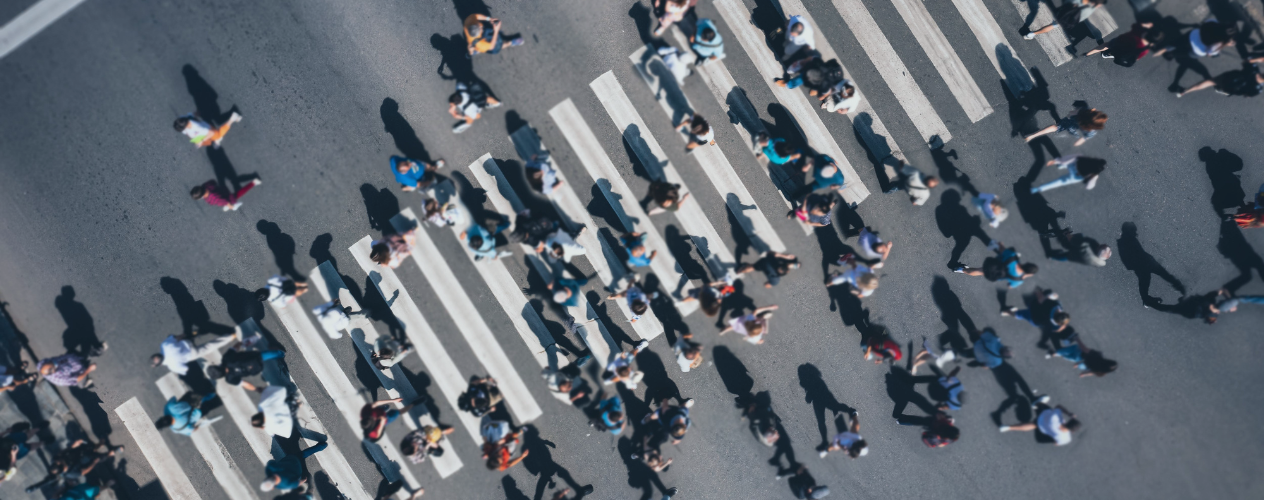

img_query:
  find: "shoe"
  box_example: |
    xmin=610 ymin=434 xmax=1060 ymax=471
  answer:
xmin=999 ymin=425 xmax=1012 ymax=432
xmin=635 ymin=339 xmax=650 ymax=351
xmin=665 ymin=487 xmax=679 ymax=496
xmin=229 ymin=202 xmax=243 ymax=211
xmin=229 ymin=112 xmax=243 ymax=124
xmin=952 ymin=266 xmax=966 ymax=273
xmin=1024 ymin=32 xmax=1036 ymax=40
xmin=818 ymin=450 xmax=828 ymax=458
xmin=683 ymin=398 xmax=695 ymax=408
xmin=434 ymin=159 xmax=446 ymax=169
xmin=453 ymin=121 xmax=473 ymax=134
xmin=1000 ymin=306 xmax=1017 ymax=317
xmin=251 ymin=178 xmax=262 ymax=186
xmin=575 ymin=355 xmax=593 ymax=367
xmin=1045 ymin=291 xmax=1058 ymax=301
xmin=580 ymin=485 xmax=594 ymax=495
xmin=1215 ymin=89 xmax=1229 ymax=96
xmin=1033 ymin=395 xmax=1051 ymax=407
xmin=1101 ymin=53 xmax=1114 ymax=59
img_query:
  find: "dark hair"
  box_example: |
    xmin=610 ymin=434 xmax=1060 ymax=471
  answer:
xmin=1075 ymin=157 xmax=1107 ymax=179
xmin=361 ymin=415 xmax=377 ymax=431
xmin=173 ymin=116 xmax=189 ymax=132
xmin=528 ymin=167 xmax=544 ymax=192
xmin=400 ymin=436 xmax=418 ymax=456
xmin=956 ymin=391 xmax=967 ymax=405
xmin=606 ymin=411 xmax=623 ymax=423
xmin=774 ymin=140 xmax=795 ymax=157
xmin=190 ymin=185 xmax=208 ymax=199
xmin=1064 ymin=418 xmax=1083 ymax=432
xmin=791 ymin=22 xmax=804 ymax=35
xmin=255 ymin=288 xmax=271 ymax=302
xmin=700 ymin=291 xmax=721 ymax=317
xmin=847 ymin=439 xmax=867 ymax=457
xmin=938 ymin=425 xmax=961 ymax=441
xmin=615 ymin=366 xmax=631 ymax=378
xmin=1020 ymin=263 xmax=1039 ymax=275
xmin=1053 ymin=311 xmax=1071 ymax=326
xmin=1082 ymin=350 xmax=1118 ymax=376
xmin=1076 ymin=109 xmax=1109 ymax=132
xmin=689 ymin=115 xmax=710 ymax=136
xmin=251 ymin=412 xmax=265 ymax=428
xmin=650 ymin=181 xmax=680 ymax=206
xmin=551 ymin=243 xmax=564 ymax=258
xmin=370 ymin=243 xmax=391 ymax=265
xmin=670 ymin=422 xmax=688 ymax=438
xmin=449 ymin=92 xmax=464 ymax=105
xmin=206 ymin=365 xmax=226 ymax=380
xmin=1200 ymin=21 xmax=1238 ymax=46
xmin=701 ymin=28 xmax=716 ymax=41
xmin=468 ymin=235 xmax=484 ymax=249
xmin=154 ymin=415 xmax=174 ymax=429
xmin=631 ymin=299 xmax=649 ymax=315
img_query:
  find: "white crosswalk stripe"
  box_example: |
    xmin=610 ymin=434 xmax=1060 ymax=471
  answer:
xmin=1008 ymin=0 xmax=1118 ymax=66
xmin=264 ymin=289 xmax=422 ymax=497
xmin=349 ymin=236 xmax=487 ymax=443
xmin=309 ymin=261 xmax=465 ymax=478
xmin=949 ymin=0 xmax=1035 ymax=97
xmin=508 ymin=126 xmax=668 ymax=341
xmin=628 ymin=45 xmax=790 ymax=254
xmin=114 ymin=398 xmax=204 ymax=500
xmin=710 ymin=0 xmax=872 ymax=204
xmin=888 ymin=0 xmax=993 ymax=122
xmin=155 ymin=373 xmax=259 ymax=500
xmin=549 ymin=98 xmax=702 ymax=322
xmin=589 ymin=71 xmax=738 ymax=279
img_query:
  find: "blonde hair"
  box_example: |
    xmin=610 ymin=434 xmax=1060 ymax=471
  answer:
xmin=857 ymin=273 xmax=879 ymax=290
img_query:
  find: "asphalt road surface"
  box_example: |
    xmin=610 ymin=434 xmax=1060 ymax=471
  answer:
xmin=1 ymin=0 xmax=1262 ymax=499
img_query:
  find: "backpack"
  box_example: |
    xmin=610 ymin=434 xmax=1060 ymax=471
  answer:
xmin=981 ymin=256 xmax=1005 ymax=281
xmin=803 ymin=59 xmax=843 ymax=92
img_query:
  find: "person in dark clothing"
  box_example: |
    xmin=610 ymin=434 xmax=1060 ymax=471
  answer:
xmin=207 ymin=349 xmax=284 ymax=391
xmin=1177 ymin=57 xmax=1264 ymax=98
xmin=737 ymin=251 xmax=800 ymax=288
xmin=779 ymin=465 xmax=830 ymax=498
xmin=897 ymin=410 xmax=960 ymax=448
xmin=510 ymin=210 xmax=560 ymax=247
xmin=1043 ymin=228 xmax=1111 ymax=267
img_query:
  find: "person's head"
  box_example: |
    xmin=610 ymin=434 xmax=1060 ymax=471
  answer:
xmin=448 ymin=92 xmax=465 ymax=105
xmin=1076 ymin=109 xmax=1109 ymax=132
xmin=1053 ymin=311 xmax=1071 ymax=327
xmin=773 ymin=140 xmax=796 ymax=158
xmin=841 ymin=83 xmax=855 ymax=97
xmin=528 ymin=167 xmax=544 ymax=191
xmin=1064 ymin=418 xmax=1083 ymax=433
xmin=615 ymin=366 xmax=631 ymax=379
xmin=700 ymin=291 xmax=721 ymax=317
xmin=846 ymin=440 xmax=868 ymax=458
xmin=39 ymin=362 xmax=55 ymax=376
xmin=467 ymin=234 xmax=484 ymax=250
xmin=1200 ymin=21 xmax=1237 ymax=46
xmin=925 ymin=176 xmax=940 ymax=188
xmin=990 ymin=198 xmax=1005 ymax=214
xmin=173 ymin=116 xmax=190 ymax=132
xmin=424 ymin=198 xmax=439 ymax=215
xmin=154 ymin=415 xmax=174 ymax=429
xmin=466 ymin=22 xmax=484 ymax=39
xmin=251 ymin=412 xmax=265 ymax=428
xmin=605 ymin=410 xmax=624 ymax=423
xmin=791 ymin=22 xmax=805 ymax=36
xmin=552 ymin=288 xmax=571 ymax=304
xmin=1020 ymin=263 xmax=1039 ymax=277
xmin=874 ymin=241 xmax=892 ymax=254
xmin=150 ymin=354 xmax=164 ymax=367
xmin=630 ymin=298 xmax=649 ymax=316
xmin=955 ymin=391 xmax=968 ymax=406
xmin=759 ymin=421 xmax=780 ymax=442
xmin=370 ymin=242 xmax=392 ymax=266
xmin=255 ymin=288 xmax=271 ymax=302
xmin=701 ymin=28 xmax=716 ymax=42
xmin=378 ymin=347 xmax=396 ymax=360
xmin=189 ymin=184 xmax=209 ymax=200
xmin=682 ymin=345 xmax=701 ymax=360
xmin=819 ymin=164 xmax=838 ymax=178
xmin=396 ymin=159 xmax=414 ymax=174
xmin=744 ymin=320 xmax=765 ymax=337
xmin=655 ymin=183 xmax=680 ymax=206
xmin=938 ymin=424 xmax=961 ymax=441
xmin=856 ymin=273 xmax=879 ymax=291
xmin=485 ymin=451 xmax=505 ymax=470
xmin=1076 ymin=157 xmax=1107 ymax=179
xmin=361 ymin=414 xmax=378 ymax=431
xmin=550 ymin=243 xmax=565 ymax=259
xmin=1097 ymin=244 xmax=1113 ymax=261
xmin=557 ymin=378 xmax=573 ymax=393
xmin=670 ymin=421 xmax=688 ymax=439
xmin=689 ymin=115 xmax=710 ymax=136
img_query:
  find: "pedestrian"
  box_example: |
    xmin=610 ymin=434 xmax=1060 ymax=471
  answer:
xmin=173 ymin=111 xmax=242 ymax=149
xmin=774 ymin=56 xmax=842 ymax=92
xmin=526 ymin=154 xmax=563 ymax=195
xmin=510 ymin=209 xmax=561 ymax=247
xmin=1150 ymin=18 xmax=1237 ymax=60
xmin=190 ymin=178 xmax=261 ymax=211
xmin=370 ymin=227 xmax=418 ymax=269
xmin=312 ymin=299 xmax=362 ymax=340
xmin=674 ymin=338 xmax=704 ymax=372
xmin=1023 ymin=0 xmax=1106 ymax=42
xmin=536 ymin=229 xmax=587 ymax=264
xmin=999 ymin=398 xmax=1081 ymax=445
xmin=206 ymin=348 xmax=285 ymax=391
xmin=549 ymin=486 xmax=598 ymax=500
xmin=37 ymin=353 xmax=96 ymax=388
xmin=0 ymin=422 xmax=44 ymax=482
xmin=856 ymin=227 xmax=892 ymax=269
xmin=259 ymin=441 xmax=328 ymax=493
xmin=1024 ymin=105 xmax=1108 ymax=146
xmin=620 ymin=232 xmax=658 ymax=268
xmin=26 ymin=438 xmax=118 ymax=494
xmin=0 ymin=361 xmax=35 ymax=394
xmin=55 ymin=481 xmax=112 ymax=500
xmin=691 ymin=18 xmax=725 ymax=63
xmin=1001 ymin=287 xmax=1070 ymax=332
xmin=448 ymin=81 xmax=501 ymax=133
xmin=897 ymin=410 xmax=959 ymax=448
xmin=954 ymin=241 xmax=1038 ymax=288
xmin=549 ymin=276 xmax=587 ymax=308
xmin=463 ymin=13 xmax=524 ymax=56
xmin=656 ymin=45 xmax=693 ymax=84
xmin=1029 ymin=155 xmax=1106 ymax=193
xmin=1048 ymin=331 xmax=1118 ymax=378
xmin=653 ymin=0 xmax=694 ymax=36
xmin=602 ymin=340 xmax=651 ymax=389
xmin=608 ymin=278 xmax=657 ymax=322
xmin=401 ymin=424 xmax=454 ymax=464
xmin=789 ymin=193 xmax=836 ymax=227
xmin=819 ymin=78 xmax=860 ymax=114
xmin=371 ymin=335 xmax=414 ymax=370
xmin=423 ymin=198 xmax=460 ymax=227
xmin=719 ymin=304 xmax=779 ymax=345
xmin=826 ymin=253 xmax=879 ymax=298
xmin=1085 ymin=22 xmax=1157 ymax=66
xmin=642 ymin=399 xmax=696 ymax=445
xmin=155 ymin=391 xmax=217 ymax=436
xmin=972 ymin=193 xmax=1009 ymax=228
xmin=250 ymin=384 xmax=296 ymax=438
xmin=256 ymin=275 xmax=309 ymax=308
xmin=743 ymin=395 xmax=782 ymax=446
xmin=911 ymin=351 xmax=966 ymax=411
xmin=542 ymin=359 xmax=592 ymax=404
xmin=591 ymin=395 xmax=627 ymax=435
xmin=801 ymin=155 xmax=847 ymax=197
xmin=460 ymin=218 xmax=513 ymax=261
xmin=391 ymin=155 xmax=445 ymax=192
xmin=972 ymin=328 xmax=1011 ymax=369
xmin=819 ymin=411 xmax=866 ymax=458
xmin=678 ymin=277 xmax=735 ymax=319
xmin=862 ymin=328 xmax=902 ymax=364
xmin=1199 ymin=290 xmax=1264 ymax=322
xmin=645 ymin=180 xmax=691 ymax=215
xmin=780 ymin=465 xmax=830 ymax=498
xmin=754 ymin=132 xmax=803 ymax=165
xmin=676 ymin=113 xmax=715 ymax=151
xmin=884 ymin=160 xmax=938 ymax=206
xmin=736 ymin=250 xmax=800 ymax=288
xmin=458 ymin=375 xmax=503 ymax=417
xmin=1176 ymin=57 xmax=1264 ymax=98
xmin=783 ymin=15 xmax=816 ymax=61
xmin=151 ymin=333 xmax=237 ymax=375
xmin=631 ymin=446 xmax=673 ymax=472
xmin=361 ymin=397 xmax=425 ymax=442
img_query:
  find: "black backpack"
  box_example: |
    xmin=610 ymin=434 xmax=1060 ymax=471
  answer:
xmin=804 ymin=60 xmax=844 ymax=91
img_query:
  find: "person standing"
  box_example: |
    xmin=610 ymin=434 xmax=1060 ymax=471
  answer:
xmin=1024 ymin=105 xmax=1108 ymax=146
xmin=191 ymin=178 xmax=261 ymax=211
xmin=819 ymin=411 xmax=866 ymax=458
xmin=155 ymin=392 xmax=216 ymax=436
xmin=259 ymin=442 xmax=328 ymax=493
xmin=642 ymin=399 xmax=696 ymax=445
xmin=691 ymin=18 xmax=726 ymax=63
xmin=999 ymin=399 xmax=1081 ymax=446
xmin=173 ymin=112 xmax=242 ymax=149
xmin=250 ymin=385 xmax=295 ymax=438
xmin=884 ymin=160 xmax=938 ymax=205
xmin=620 ymin=233 xmax=658 ymax=268
xmin=460 ymin=219 xmax=513 ymax=261
xmin=391 ymin=156 xmax=445 ymax=192
xmin=464 ymin=14 xmax=524 ymax=56
xmin=151 ymin=333 xmax=237 ymax=375
xmin=1030 ymin=156 xmax=1107 ymax=194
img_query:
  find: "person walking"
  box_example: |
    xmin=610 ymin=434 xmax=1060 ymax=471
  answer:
xmin=361 ymin=397 xmax=425 ymax=442
xmin=642 ymin=399 xmax=696 ymax=445
xmin=1044 ymin=227 xmax=1112 ymax=266
xmin=801 ymin=156 xmax=847 ymax=197
xmin=862 ymin=329 xmax=902 ymax=364
xmin=448 ymin=81 xmax=501 ymax=133
xmin=720 ymin=305 xmax=779 ymax=344
xmin=537 ymin=229 xmax=587 ymax=264
xmin=207 ymin=348 xmax=284 ymax=391
xmin=911 ymin=350 xmax=967 ymax=411
xmin=653 ymin=0 xmax=694 ymax=36
xmin=591 ymin=395 xmax=627 ymax=435
xmin=790 ymin=193 xmax=836 ymax=227
xmin=884 ymin=160 xmax=938 ymax=206
xmin=645 ymin=181 xmax=691 ymax=215
xmin=678 ymin=277 xmax=734 ymax=319
xmin=549 ymin=276 xmax=588 ymax=308
xmin=620 ymin=233 xmax=658 ymax=268
xmin=819 ymin=411 xmax=866 ymax=458
xmin=897 ymin=410 xmax=959 ymax=448
xmin=674 ymin=337 xmax=704 ymax=372
xmin=999 ymin=399 xmax=1082 ymax=446
xmin=780 ymin=465 xmax=830 ymax=498
xmin=954 ymin=241 xmax=1038 ymax=288
xmin=401 ymin=424 xmax=455 ymax=464
xmin=151 ymin=333 xmax=236 ymax=375
xmin=423 ymin=198 xmax=460 ymax=227
xmin=371 ymin=336 xmax=414 ymax=371
xmin=675 ymin=113 xmax=715 ymax=151
xmin=691 ymin=18 xmax=726 ymax=63
xmin=459 ymin=376 xmax=503 ymax=417
xmin=737 ymin=251 xmax=800 ymax=288
xmin=463 ymin=13 xmax=524 ymax=56
xmin=608 ymin=278 xmax=657 ymax=322
xmin=256 ymin=275 xmax=309 ymax=308
xmin=1030 ymin=155 xmax=1106 ymax=194
xmin=0 ymin=361 xmax=35 ymax=394
xmin=1001 ymin=287 xmax=1070 ymax=332
xmin=391 ymin=156 xmax=445 ymax=192
xmin=250 ymin=385 xmax=296 ymax=438
xmin=819 ymin=79 xmax=860 ymax=114
xmin=826 ymin=253 xmax=879 ymax=298
xmin=973 ymin=193 xmax=1009 ymax=228
xmin=542 ymin=358 xmax=592 ymax=404
xmin=191 ymin=178 xmax=261 ymax=211
xmin=259 ymin=441 xmax=328 ymax=493
xmin=783 ymin=15 xmax=816 ymax=61
xmin=37 ymin=353 xmax=96 ymax=388
xmin=526 ymin=154 xmax=563 ymax=195
xmin=1022 ymin=0 xmax=1106 ymax=43
xmin=972 ymin=328 xmax=1012 ymax=370
xmin=754 ymin=133 xmax=803 ymax=166
xmin=856 ymin=227 xmax=892 ymax=269
xmin=1024 ymin=105 xmax=1108 ymax=146
xmin=1085 ymin=22 xmax=1157 ymax=66
xmin=1175 ymin=57 xmax=1264 ymax=98
xmin=173 ymin=111 xmax=242 ymax=149
xmin=370 ymin=227 xmax=418 ymax=269
xmin=0 ymin=422 xmax=45 ymax=482
xmin=156 ymin=391 xmax=216 ymax=436
xmin=460 ymin=218 xmax=513 ymax=261
xmin=602 ymin=340 xmax=651 ymax=389
xmin=1150 ymin=18 xmax=1238 ymax=60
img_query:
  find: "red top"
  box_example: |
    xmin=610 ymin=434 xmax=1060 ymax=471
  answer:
xmin=199 ymin=181 xmax=232 ymax=207
xmin=361 ymin=404 xmax=388 ymax=441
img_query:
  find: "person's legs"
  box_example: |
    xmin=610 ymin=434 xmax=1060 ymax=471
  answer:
xmin=191 ymin=334 xmax=237 ymax=359
xmin=1031 ymin=173 xmax=1080 ymax=193
xmin=1176 ymin=79 xmax=1216 ymax=97
xmin=1013 ymin=309 xmax=1040 ymax=327
xmin=227 ymin=179 xmax=259 ymax=203
xmin=1024 ymin=124 xmax=1058 ymax=141
xmin=260 ymin=350 xmax=285 ymax=362
xmin=1235 ymin=296 xmax=1264 ymax=304
xmin=301 ymin=441 xmax=329 ymax=459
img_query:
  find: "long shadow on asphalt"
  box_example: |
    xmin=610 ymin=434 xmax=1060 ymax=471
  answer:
xmin=161 ymin=278 xmax=235 ymax=338
xmin=522 ymin=425 xmax=593 ymax=500
xmin=934 ymin=189 xmax=992 ymax=270
xmin=256 ymin=220 xmax=305 ymax=281
xmin=929 ymin=276 xmax=978 ymax=357
xmin=55 ymin=286 xmax=106 ymax=358
xmin=1116 ymin=222 xmax=1187 ymax=302
xmin=796 ymin=363 xmax=854 ymax=450
xmin=360 ymin=184 xmax=402 ymax=235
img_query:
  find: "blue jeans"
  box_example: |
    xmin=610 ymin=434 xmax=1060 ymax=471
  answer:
xmin=784 ymin=75 xmax=804 ymax=89
xmin=1031 ymin=172 xmax=1083 ymax=193
xmin=261 ymin=350 xmax=285 ymax=362
xmin=302 ymin=441 xmax=328 ymax=459
xmin=1238 ymin=296 xmax=1264 ymax=304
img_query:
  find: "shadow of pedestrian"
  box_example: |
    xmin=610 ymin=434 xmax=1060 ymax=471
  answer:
xmin=989 ymin=363 xmax=1038 ymax=426
xmin=1116 ymin=222 xmax=1187 ymax=302
xmin=617 ymin=436 xmax=672 ymax=500
xmin=1217 ymin=220 xmax=1264 ymax=291
xmin=309 ymin=233 xmax=337 ymax=272
xmin=360 ymin=184 xmax=402 ymax=234
xmin=1202 ymin=147 xmax=1247 ymax=215
xmin=935 ymin=190 xmax=992 ymax=269
xmin=885 ymin=364 xmax=938 ymax=420
xmin=160 ymin=278 xmax=234 ymax=337
xmin=212 ymin=279 xmax=282 ymax=350
xmin=664 ymin=226 xmax=709 ymax=282
xmin=1003 ymin=67 xmax=1058 ymax=139
xmin=635 ymin=349 xmax=686 ymax=407
xmin=501 ymin=475 xmax=532 ymax=500
xmin=629 ymin=1 xmax=658 ymax=45
xmin=381 ymin=98 xmax=435 ymax=163
xmin=68 ymin=386 xmax=113 ymax=447
xmin=430 ymin=34 xmax=477 ymax=83
xmin=929 ymin=138 xmax=977 ymax=197
xmin=797 ymin=364 xmax=855 ymax=448
xmin=930 ymin=276 xmax=979 ymax=356
xmin=257 ymin=220 xmax=304 ymax=281
xmin=453 ymin=0 xmax=490 ymax=21
xmin=521 ymin=425 xmax=591 ymax=499
xmin=712 ymin=345 xmax=754 ymax=399
xmin=55 ymin=286 xmax=105 ymax=357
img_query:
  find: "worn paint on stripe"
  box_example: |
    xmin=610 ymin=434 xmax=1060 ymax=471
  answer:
xmin=114 ymin=398 xmax=203 ymax=500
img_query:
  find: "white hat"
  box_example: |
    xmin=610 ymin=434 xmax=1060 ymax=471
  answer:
xmin=553 ymin=290 xmax=570 ymax=304
xmin=259 ymin=480 xmax=276 ymax=492
xmin=858 ymin=446 xmax=869 ymax=457
xmin=820 ymin=165 xmax=838 ymax=178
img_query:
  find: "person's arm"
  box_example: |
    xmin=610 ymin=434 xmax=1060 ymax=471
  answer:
xmin=448 ymin=103 xmax=463 ymax=119
xmin=849 ymin=412 xmax=860 ymax=433
xmin=505 ymin=449 xmax=529 ymax=469
xmin=1249 ymin=56 xmax=1264 ymax=64
xmin=948 ymin=366 xmax=961 ymax=378
xmin=753 ymin=305 xmax=779 ymax=315
xmin=77 ymin=363 xmax=96 ymax=384
xmin=372 ymin=416 xmax=388 ymax=437
xmin=374 ymin=398 xmax=403 ymax=408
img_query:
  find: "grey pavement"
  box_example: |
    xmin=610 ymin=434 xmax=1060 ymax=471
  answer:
xmin=0 ymin=0 xmax=1262 ymax=499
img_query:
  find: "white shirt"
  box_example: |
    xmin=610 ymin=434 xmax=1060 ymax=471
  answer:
xmin=901 ymin=163 xmax=931 ymax=205
xmin=857 ymin=229 xmax=884 ymax=261
xmin=265 ymin=275 xmax=295 ymax=308
xmin=543 ymin=231 xmax=586 ymax=263
xmin=786 ymin=16 xmax=816 ymax=51
xmin=160 ymin=335 xmax=195 ymax=376
xmin=312 ymin=302 xmax=348 ymax=339
xmin=181 ymin=116 xmax=212 ymax=140
xmin=257 ymin=386 xmax=293 ymax=438
xmin=1037 ymin=408 xmax=1072 ymax=445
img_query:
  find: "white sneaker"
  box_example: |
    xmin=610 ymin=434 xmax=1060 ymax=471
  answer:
xmin=683 ymin=398 xmax=695 ymax=408
xmin=1024 ymin=32 xmax=1036 ymax=40
xmin=999 ymin=425 xmax=1012 ymax=432
xmin=635 ymin=339 xmax=650 ymax=351
xmin=229 ymin=202 xmax=243 ymax=211
xmin=229 ymin=112 xmax=243 ymax=123
xmin=818 ymin=450 xmax=828 ymax=458
xmin=1034 ymin=395 xmax=1051 ymax=405
xmin=251 ymin=178 xmax=262 ymax=186
xmin=936 ymin=350 xmax=956 ymax=368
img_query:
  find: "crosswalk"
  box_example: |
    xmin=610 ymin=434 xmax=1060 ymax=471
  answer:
xmin=116 ymin=0 xmax=1130 ymax=496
